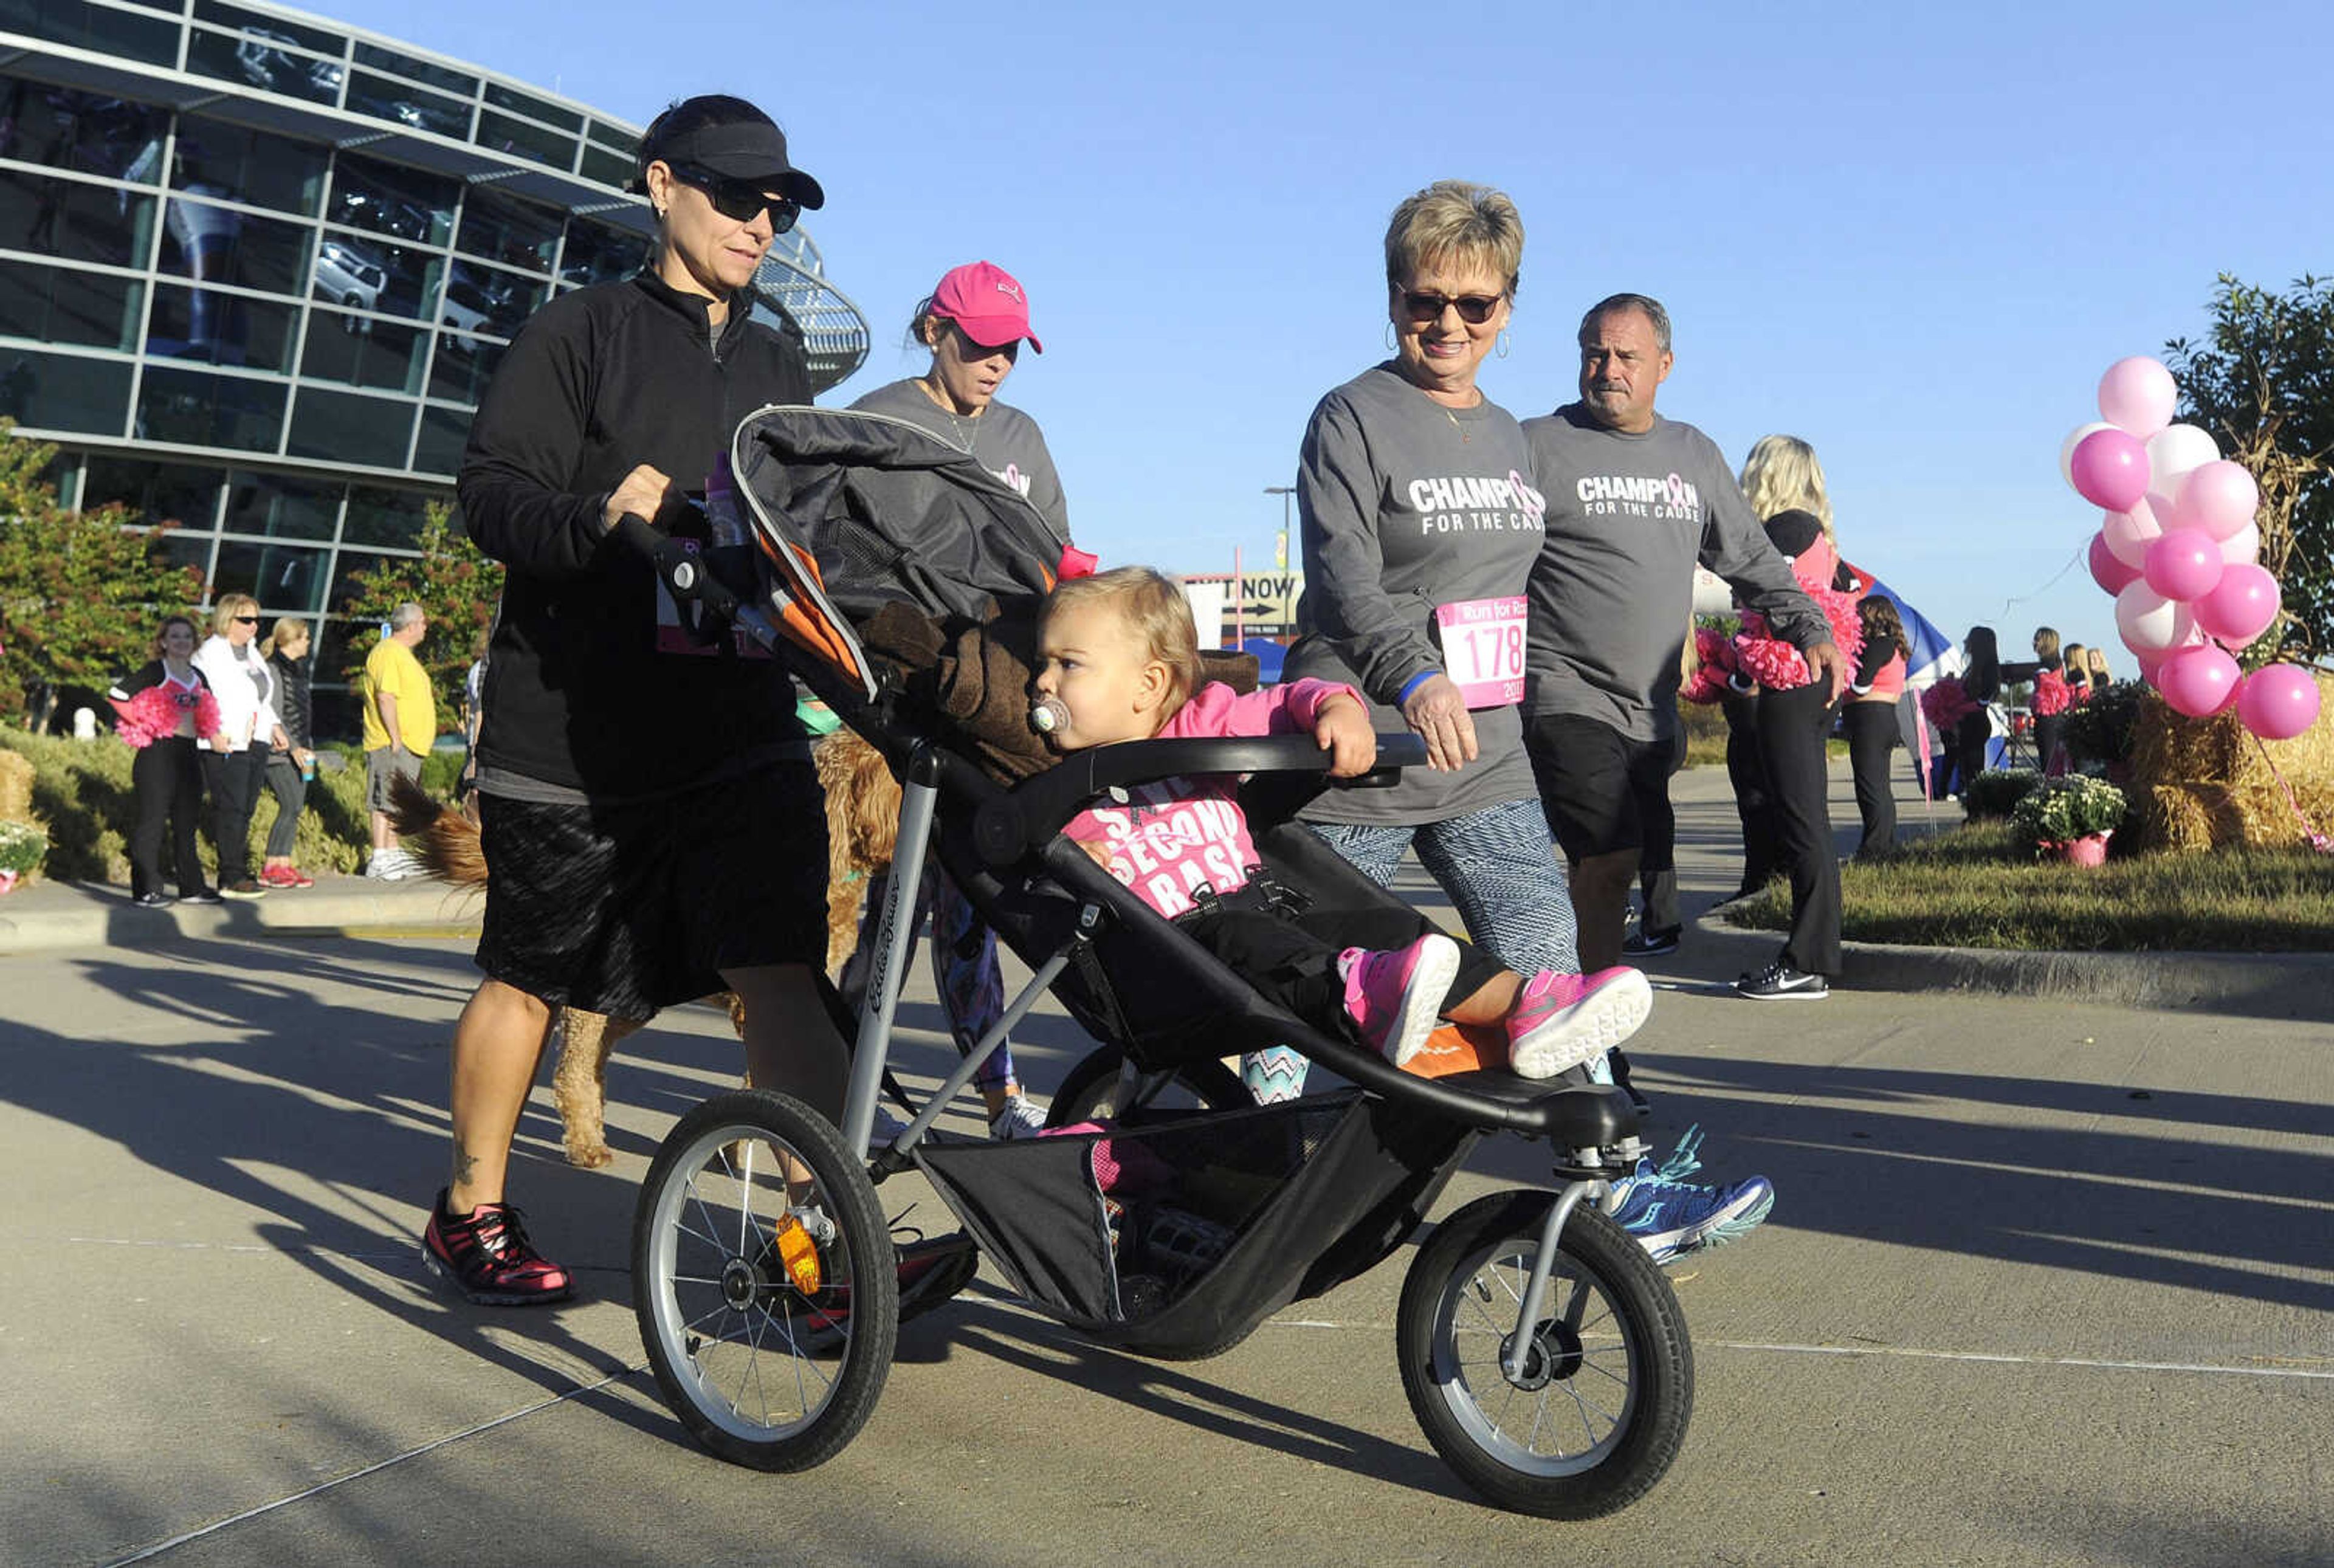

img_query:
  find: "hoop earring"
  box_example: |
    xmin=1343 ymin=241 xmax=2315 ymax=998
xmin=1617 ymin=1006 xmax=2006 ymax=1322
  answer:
xmin=1384 ymin=321 xmax=1397 ymax=352
xmin=1496 ymin=329 xmax=1511 ymax=359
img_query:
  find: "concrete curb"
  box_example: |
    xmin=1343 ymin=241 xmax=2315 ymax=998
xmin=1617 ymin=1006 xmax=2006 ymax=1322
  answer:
xmin=0 ymin=877 xmax=483 ymax=954
xmin=1692 ymin=907 xmax=2334 ymax=1022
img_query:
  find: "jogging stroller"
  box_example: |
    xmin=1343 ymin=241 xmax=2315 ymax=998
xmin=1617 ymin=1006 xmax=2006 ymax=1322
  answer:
xmin=620 ymin=406 xmax=1694 ymax=1519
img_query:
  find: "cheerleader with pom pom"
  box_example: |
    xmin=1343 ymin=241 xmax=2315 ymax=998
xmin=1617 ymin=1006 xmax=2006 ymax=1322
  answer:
xmin=108 ymin=615 xmax=227 ymax=907
xmin=1720 ymin=436 xmax=1867 ymax=999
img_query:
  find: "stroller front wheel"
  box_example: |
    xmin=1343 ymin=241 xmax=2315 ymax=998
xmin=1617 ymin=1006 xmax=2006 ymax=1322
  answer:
xmin=632 ymin=1089 xmax=898 ymax=1471
xmin=1397 ymin=1189 xmax=1692 ymax=1518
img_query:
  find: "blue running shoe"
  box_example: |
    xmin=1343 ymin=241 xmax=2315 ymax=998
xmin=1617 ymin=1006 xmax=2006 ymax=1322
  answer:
xmin=1605 ymin=1125 xmax=1775 ymax=1265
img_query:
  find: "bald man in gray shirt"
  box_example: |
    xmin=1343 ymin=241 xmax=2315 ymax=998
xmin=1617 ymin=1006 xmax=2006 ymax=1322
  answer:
xmin=1521 ymin=293 xmax=1843 ymax=970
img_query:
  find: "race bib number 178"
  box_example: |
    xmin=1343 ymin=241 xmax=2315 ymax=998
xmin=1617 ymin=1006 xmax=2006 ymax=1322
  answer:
xmin=1435 ymin=595 xmax=1527 ymax=709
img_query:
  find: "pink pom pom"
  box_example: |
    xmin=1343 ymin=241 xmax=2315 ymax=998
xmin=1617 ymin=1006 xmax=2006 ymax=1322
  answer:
xmin=1733 ymin=636 xmax=1812 ymax=690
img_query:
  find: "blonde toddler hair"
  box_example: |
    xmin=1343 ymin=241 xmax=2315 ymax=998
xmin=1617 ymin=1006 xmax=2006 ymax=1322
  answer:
xmin=1044 ymin=566 xmax=1203 ymax=715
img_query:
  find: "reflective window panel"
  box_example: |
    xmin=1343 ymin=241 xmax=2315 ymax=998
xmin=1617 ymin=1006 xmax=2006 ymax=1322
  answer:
xmin=411 ymin=403 xmax=471 ymax=476
xmin=0 ymin=80 xmax=169 ymax=180
xmin=345 ymin=72 xmax=471 ymax=141
xmin=0 ymin=167 xmax=156 ymax=267
xmin=159 ymin=196 xmax=309 ymax=297
xmin=0 ymin=258 xmax=140 ymax=350
xmin=0 ymin=345 xmax=131 ymax=433
xmin=137 ymin=365 xmax=286 ymax=451
xmin=299 ymin=309 xmax=425 ymax=394
xmin=455 ymin=187 xmax=559 ymax=273
xmin=329 ymin=154 xmax=455 ymax=247
xmin=146 ymin=282 xmax=298 ymax=371
xmin=173 ymin=113 xmax=327 ymax=217
xmin=557 ymin=220 xmax=647 ymax=291
xmin=309 ymin=230 xmax=438 ymax=323
xmin=81 ymin=455 xmax=224 ymax=528
xmin=188 ymin=21 xmax=345 ymax=107
xmin=0 ymin=0 xmax=178 ymax=64
xmin=286 ymin=384 xmax=413 ymax=469
xmin=427 ymin=332 xmax=502 ymax=405
xmin=222 ymin=467 xmax=339 ymax=541
xmin=342 ymin=483 xmax=433 ymax=548
xmin=213 ymin=536 xmax=328 ymax=614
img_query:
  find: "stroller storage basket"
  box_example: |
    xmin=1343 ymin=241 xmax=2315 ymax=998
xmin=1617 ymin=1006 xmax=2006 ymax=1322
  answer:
xmin=915 ymin=1090 xmax=1470 ymax=1358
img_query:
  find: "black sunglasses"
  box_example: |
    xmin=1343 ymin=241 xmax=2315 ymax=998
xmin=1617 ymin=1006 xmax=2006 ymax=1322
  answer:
xmin=232 ymin=614 xmax=260 ymax=625
xmin=668 ymin=162 xmax=799 ymax=233
xmin=1400 ymin=290 xmax=1504 ymax=325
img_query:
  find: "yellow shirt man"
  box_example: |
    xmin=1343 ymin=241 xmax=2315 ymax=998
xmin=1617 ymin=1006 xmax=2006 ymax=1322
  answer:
xmin=362 ymin=628 xmax=436 ymax=755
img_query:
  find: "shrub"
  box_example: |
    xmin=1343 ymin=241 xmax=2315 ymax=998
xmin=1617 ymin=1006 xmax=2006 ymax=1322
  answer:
xmin=0 ymin=816 xmax=46 ymax=876
xmin=2063 ymin=680 xmax=2146 ymax=768
xmin=0 ymin=729 xmax=373 ymax=881
xmin=2011 ymin=774 xmax=2129 ymax=847
xmin=1961 ymin=767 xmax=2041 ymax=820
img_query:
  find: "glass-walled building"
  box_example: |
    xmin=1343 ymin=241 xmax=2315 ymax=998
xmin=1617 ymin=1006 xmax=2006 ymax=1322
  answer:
xmin=0 ymin=0 xmax=867 ymax=725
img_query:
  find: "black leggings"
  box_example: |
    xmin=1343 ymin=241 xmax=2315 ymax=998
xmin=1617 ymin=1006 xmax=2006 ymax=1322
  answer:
xmin=1178 ymin=895 xmax=1503 ymax=1040
xmin=1752 ymin=683 xmax=1842 ymax=977
xmin=1843 ymin=700 xmax=1899 ymax=858
xmin=198 ymin=745 xmax=269 ymax=884
xmin=130 ymin=737 xmax=206 ymax=896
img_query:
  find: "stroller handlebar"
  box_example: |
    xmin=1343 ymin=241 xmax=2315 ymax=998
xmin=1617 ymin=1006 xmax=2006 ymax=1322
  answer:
xmin=975 ymin=732 xmax=1428 ymax=868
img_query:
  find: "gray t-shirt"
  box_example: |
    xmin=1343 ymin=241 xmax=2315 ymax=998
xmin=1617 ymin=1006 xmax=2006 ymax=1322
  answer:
xmin=1520 ymin=405 xmax=1826 ymax=742
xmin=1283 ymin=363 xmax=1547 ymax=825
xmin=850 ymin=377 xmax=1071 ymax=545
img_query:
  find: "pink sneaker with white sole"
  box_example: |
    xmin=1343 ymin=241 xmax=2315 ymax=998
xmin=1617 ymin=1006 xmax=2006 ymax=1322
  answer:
xmin=1341 ymin=934 xmax=1462 ymax=1067
xmin=1506 ymin=966 xmax=1653 ymax=1079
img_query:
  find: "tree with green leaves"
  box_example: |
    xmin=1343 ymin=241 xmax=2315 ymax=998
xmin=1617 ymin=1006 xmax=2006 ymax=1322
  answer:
xmin=0 ymin=420 xmax=208 ymax=732
xmin=336 ymin=501 xmax=504 ymax=731
xmin=2164 ymin=274 xmax=2334 ymax=661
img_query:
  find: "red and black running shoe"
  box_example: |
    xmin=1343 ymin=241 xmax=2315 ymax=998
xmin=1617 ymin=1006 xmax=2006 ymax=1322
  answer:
xmin=792 ymin=1231 xmax=979 ymax=1353
xmin=422 ymin=1189 xmax=573 ymax=1305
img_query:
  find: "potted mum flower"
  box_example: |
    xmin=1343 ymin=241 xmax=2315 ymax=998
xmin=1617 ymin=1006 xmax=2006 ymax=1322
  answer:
xmin=0 ymin=819 xmax=47 ymax=894
xmin=2010 ymin=775 xmax=2127 ymax=865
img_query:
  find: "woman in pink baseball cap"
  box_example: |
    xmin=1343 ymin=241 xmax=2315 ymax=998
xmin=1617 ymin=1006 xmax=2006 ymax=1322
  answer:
xmin=844 ymin=260 xmax=1079 ymax=1141
xmin=852 ymin=260 xmax=1070 ymax=545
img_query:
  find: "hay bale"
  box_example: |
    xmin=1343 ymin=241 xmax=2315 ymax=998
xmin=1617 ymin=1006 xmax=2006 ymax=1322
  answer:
xmin=0 ymin=747 xmax=32 ymax=822
xmin=2127 ymin=672 xmax=2334 ymax=851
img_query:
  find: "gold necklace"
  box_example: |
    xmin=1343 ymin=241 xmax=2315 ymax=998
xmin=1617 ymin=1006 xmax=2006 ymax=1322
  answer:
xmin=919 ymin=377 xmax=980 ymax=452
xmin=1443 ymin=405 xmax=1470 ymax=444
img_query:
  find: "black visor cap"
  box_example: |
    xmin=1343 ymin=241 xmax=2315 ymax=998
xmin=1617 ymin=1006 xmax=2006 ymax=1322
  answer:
xmin=652 ymin=119 xmax=824 ymax=210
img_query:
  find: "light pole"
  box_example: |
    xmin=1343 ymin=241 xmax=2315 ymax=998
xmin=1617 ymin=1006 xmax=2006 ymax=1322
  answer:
xmin=1264 ymin=484 xmax=1293 ymax=573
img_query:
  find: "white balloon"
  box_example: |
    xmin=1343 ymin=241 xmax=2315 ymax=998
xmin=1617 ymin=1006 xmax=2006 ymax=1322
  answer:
xmin=2102 ymin=496 xmax=2165 ymax=568
xmin=2219 ymin=520 xmax=2260 ymax=565
xmin=2060 ymin=421 xmax=2117 ymax=489
xmin=2116 ymin=581 xmax=2194 ymax=652
xmin=2145 ymin=424 xmax=2220 ymax=495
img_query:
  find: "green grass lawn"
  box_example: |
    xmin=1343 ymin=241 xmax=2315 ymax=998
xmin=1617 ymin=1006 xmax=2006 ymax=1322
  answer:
xmin=1727 ymin=822 xmax=2334 ymax=952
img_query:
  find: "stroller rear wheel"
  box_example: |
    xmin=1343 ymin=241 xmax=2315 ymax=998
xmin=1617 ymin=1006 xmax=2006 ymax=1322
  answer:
xmin=1045 ymin=1045 xmax=1251 ymax=1127
xmin=632 ymin=1090 xmax=898 ymax=1471
xmin=1397 ymin=1189 xmax=1692 ymax=1518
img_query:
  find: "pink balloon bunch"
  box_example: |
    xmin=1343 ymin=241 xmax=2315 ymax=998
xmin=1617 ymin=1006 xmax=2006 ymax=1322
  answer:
xmin=2062 ymin=356 xmax=2319 ymax=737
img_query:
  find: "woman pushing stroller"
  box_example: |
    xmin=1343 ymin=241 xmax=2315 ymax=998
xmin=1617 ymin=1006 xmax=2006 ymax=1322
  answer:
xmin=1034 ymin=566 xmax=1651 ymax=1077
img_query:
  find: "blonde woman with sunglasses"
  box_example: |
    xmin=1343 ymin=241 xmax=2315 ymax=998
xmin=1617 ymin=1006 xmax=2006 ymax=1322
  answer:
xmin=1279 ymin=181 xmax=1596 ymax=1102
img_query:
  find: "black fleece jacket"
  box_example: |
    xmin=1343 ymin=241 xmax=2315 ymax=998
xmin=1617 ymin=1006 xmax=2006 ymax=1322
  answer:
xmin=458 ymin=272 xmax=811 ymax=797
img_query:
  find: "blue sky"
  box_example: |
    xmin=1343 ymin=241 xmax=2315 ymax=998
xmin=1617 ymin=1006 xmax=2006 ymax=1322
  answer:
xmin=328 ymin=0 xmax=2329 ymax=659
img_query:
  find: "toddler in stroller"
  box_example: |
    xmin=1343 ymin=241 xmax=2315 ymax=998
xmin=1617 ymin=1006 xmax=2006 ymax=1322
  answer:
xmin=623 ymin=405 xmax=1696 ymax=1520
xmin=1034 ymin=565 xmax=1652 ymax=1079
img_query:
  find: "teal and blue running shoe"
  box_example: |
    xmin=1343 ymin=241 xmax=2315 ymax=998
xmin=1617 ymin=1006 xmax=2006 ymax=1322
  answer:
xmin=1605 ymin=1124 xmax=1775 ymax=1266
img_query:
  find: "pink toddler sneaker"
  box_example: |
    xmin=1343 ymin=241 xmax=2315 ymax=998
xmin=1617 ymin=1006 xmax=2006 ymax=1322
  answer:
xmin=1506 ymin=966 xmax=1653 ymax=1079
xmin=1341 ymin=933 xmax=1461 ymax=1067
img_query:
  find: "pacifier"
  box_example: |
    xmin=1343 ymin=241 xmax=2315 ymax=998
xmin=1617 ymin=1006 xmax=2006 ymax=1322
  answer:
xmin=1030 ymin=695 xmax=1072 ymax=735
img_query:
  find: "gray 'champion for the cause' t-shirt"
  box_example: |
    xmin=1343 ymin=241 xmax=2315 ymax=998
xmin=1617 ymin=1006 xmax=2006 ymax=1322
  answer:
xmin=1520 ymin=405 xmax=1826 ymax=743
xmin=850 ymin=378 xmax=1072 ymax=545
xmin=1283 ymin=363 xmax=1547 ymax=825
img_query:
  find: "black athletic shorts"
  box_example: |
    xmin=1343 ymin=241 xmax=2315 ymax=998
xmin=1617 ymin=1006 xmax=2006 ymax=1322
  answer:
xmin=1523 ymin=712 xmax=1675 ymax=862
xmin=473 ymin=760 xmax=828 ymax=1018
